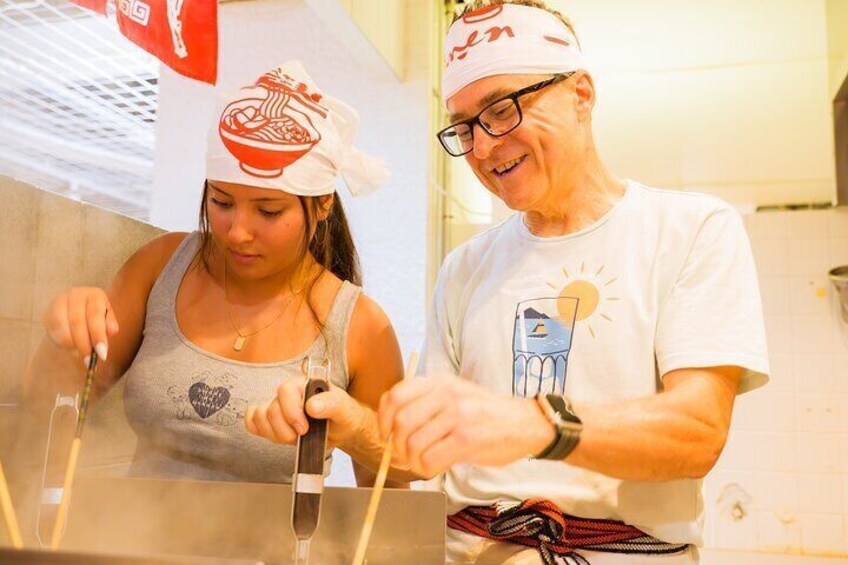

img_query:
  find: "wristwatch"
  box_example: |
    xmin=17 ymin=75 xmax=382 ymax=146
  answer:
xmin=533 ymin=394 xmax=582 ymax=460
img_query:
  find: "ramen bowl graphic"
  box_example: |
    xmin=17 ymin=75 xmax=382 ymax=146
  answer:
xmin=218 ymin=96 xmax=320 ymax=178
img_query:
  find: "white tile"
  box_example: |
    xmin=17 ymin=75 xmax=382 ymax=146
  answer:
xmin=842 ymin=396 xmax=848 ymax=433
xmin=747 ymin=212 xmax=789 ymax=240
xmin=835 ymin=319 xmax=848 ymax=354
xmin=733 ymin=392 xmax=795 ymax=433
xmin=751 ymin=471 xmax=799 ymax=513
xmin=842 ymin=437 xmax=848 ymax=483
xmin=755 ymin=432 xmax=797 ymax=472
xmin=795 ymin=433 xmax=842 ymax=473
xmin=707 ymin=470 xmax=758 ymax=499
xmin=788 ymin=210 xmax=831 ymax=239
xmin=788 ymin=276 xmax=832 ymax=316
xmin=799 ymin=513 xmax=847 ymax=554
xmin=764 ymin=315 xmax=792 ymax=353
xmin=759 ymin=277 xmax=790 ymax=315
xmin=716 ymin=431 xmax=761 ymax=471
xmin=791 ymin=314 xmax=839 ymax=354
xmin=798 ymin=475 xmax=843 ymax=514
xmin=844 ymin=474 xmax=848 ymax=540
xmin=796 ymin=393 xmax=844 ymax=433
xmin=831 ymin=352 xmax=848 ymax=393
xmin=705 ymin=471 xmax=759 ymax=543
xmin=703 ymin=473 xmax=725 ymax=508
xmin=757 ymin=510 xmax=802 ymax=553
xmin=751 ymin=240 xmax=788 ymax=276
xmin=713 ymin=512 xmax=759 ymax=551
xmin=767 ymin=353 xmax=793 ymax=393
xmin=829 ymin=209 xmax=848 ymax=238
xmin=793 ymin=354 xmax=838 ymax=393
xmin=829 ymin=238 xmax=848 ymax=270
xmin=787 ymin=239 xmax=832 ymax=277
xmin=836 ymin=328 xmax=848 ymax=356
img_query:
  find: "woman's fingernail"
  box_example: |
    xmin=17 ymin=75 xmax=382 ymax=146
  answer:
xmin=95 ymin=342 xmax=108 ymax=362
xmin=83 ymin=355 xmax=91 ymax=368
xmin=311 ymin=399 xmax=324 ymax=415
xmin=296 ymin=422 xmax=308 ymax=435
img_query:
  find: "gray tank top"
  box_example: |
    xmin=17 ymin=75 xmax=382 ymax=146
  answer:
xmin=123 ymin=232 xmax=360 ymax=483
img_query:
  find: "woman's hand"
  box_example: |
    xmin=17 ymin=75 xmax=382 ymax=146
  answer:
xmin=43 ymin=287 xmax=120 ymax=366
xmin=245 ymin=378 xmax=371 ymax=450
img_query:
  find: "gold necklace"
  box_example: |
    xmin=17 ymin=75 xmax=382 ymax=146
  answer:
xmin=222 ymin=267 xmax=297 ymax=352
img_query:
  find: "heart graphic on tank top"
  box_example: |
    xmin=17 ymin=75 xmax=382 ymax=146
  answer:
xmin=188 ymin=382 xmax=231 ymax=418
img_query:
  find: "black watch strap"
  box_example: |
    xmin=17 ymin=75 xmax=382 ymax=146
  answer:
xmin=534 ymin=394 xmax=582 ymax=461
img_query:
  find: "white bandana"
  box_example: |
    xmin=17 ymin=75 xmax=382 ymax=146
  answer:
xmin=441 ymin=3 xmax=585 ymax=102
xmin=206 ymin=61 xmax=388 ymax=197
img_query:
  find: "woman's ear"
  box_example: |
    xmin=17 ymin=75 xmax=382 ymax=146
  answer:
xmin=317 ymin=194 xmax=334 ymax=221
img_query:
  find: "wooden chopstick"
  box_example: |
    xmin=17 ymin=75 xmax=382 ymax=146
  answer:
xmin=0 ymin=460 xmax=23 ymax=549
xmin=50 ymin=352 xmax=98 ymax=550
xmin=351 ymin=351 xmax=419 ymax=565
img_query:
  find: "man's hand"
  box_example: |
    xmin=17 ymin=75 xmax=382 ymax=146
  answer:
xmin=377 ymin=375 xmax=554 ymax=478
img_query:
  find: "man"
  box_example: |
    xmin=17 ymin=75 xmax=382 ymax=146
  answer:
xmin=379 ymin=1 xmax=769 ymax=563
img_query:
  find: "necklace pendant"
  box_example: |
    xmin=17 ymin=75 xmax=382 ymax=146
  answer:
xmin=233 ymin=335 xmax=246 ymax=352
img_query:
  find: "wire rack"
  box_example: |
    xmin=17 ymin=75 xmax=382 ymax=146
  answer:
xmin=0 ymin=0 xmax=159 ymax=220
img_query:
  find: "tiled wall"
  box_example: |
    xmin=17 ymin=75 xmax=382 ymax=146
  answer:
xmin=0 ymin=176 xmax=163 ymax=544
xmin=704 ymin=207 xmax=848 ymax=556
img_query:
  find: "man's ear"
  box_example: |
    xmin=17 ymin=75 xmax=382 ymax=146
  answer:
xmin=317 ymin=194 xmax=334 ymax=220
xmin=573 ymin=70 xmax=596 ymax=120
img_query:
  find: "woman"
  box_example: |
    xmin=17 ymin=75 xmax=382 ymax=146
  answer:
xmin=23 ymin=62 xmax=413 ymax=486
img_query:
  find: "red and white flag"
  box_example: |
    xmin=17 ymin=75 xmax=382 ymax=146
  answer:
xmin=116 ymin=0 xmax=217 ymax=84
xmin=67 ymin=0 xmax=107 ymax=15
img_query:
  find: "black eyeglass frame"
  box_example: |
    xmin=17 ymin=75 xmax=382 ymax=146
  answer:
xmin=436 ymin=72 xmax=575 ymax=157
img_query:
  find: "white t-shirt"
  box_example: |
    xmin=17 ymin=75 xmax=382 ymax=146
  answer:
xmin=421 ymin=181 xmax=769 ymax=558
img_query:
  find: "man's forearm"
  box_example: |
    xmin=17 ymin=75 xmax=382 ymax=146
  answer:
xmin=551 ymin=367 xmax=739 ymax=481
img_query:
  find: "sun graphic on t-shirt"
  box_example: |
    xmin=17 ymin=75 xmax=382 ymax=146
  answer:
xmin=546 ymin=262 xmax=619 ymax=338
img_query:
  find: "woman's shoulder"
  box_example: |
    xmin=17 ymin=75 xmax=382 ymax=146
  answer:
xmin=348 ymin=293 xmax=391 ymax=336
xmin=140 ymin=231 xmax=192 ymax=258
xmin=119 ymin=231 xmax=192 ymax=286
xmin=345 ymin=291 xmax=396 ymax=364
xmin=344 ymin=290 xmax=402 ymax=389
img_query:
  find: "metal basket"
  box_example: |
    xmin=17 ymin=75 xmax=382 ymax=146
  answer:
xmin=829 ymin=265 xmax=848 ymax=324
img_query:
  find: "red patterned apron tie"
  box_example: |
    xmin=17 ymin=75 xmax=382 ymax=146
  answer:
xmin=449 ymin=499 xmax=689 ymax=565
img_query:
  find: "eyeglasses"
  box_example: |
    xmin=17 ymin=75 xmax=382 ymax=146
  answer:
xmin=436 ymin=72 xmax=574 ymax=157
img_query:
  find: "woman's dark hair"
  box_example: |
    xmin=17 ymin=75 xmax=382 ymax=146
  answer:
xmin=196 ymin=181 xmax=362 ymax=329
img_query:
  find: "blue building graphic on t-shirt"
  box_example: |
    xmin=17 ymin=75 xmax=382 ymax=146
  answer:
xmin=512 ymin=297 xmax=579 ymax=397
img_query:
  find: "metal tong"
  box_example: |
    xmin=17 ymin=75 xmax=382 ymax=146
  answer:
xmin=50 ymin=351 xmax=98 ymax=549
xmin=291 ymin=358 xmax=331 ymax=565
xmin=36 ymin=392 xmax=79 ymax=547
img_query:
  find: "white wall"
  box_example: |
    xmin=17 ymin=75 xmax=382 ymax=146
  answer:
xmin=563 ymin=0 xmax=837 ymax=206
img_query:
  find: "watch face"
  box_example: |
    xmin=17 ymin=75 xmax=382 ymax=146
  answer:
xmin=546 ymin=394 xmax=582 ymax=425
